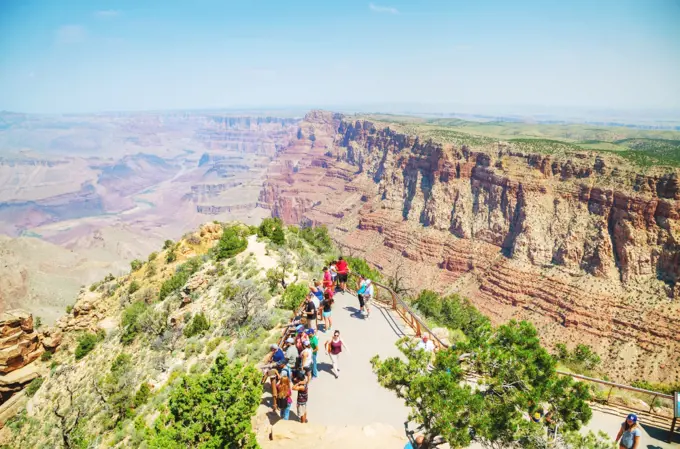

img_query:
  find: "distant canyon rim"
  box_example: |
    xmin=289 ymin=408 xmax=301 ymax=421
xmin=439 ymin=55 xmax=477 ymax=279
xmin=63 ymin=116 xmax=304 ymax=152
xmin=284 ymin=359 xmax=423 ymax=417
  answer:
xmin=1 ymin=109 xmax=679 ymax=383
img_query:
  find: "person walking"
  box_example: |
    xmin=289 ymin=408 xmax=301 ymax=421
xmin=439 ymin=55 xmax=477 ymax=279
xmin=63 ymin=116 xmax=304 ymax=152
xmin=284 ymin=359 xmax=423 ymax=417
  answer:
xmin=336 ymin=257 xmax=349 ymax=292
xmin=321 ymin=290 xmax=334 ymax=332
xmin=325 ymin=329 xmax=349 ymax=378
xmin=306 ymin=328 xmax=319 ymax=378
xmin=276 ymin=371 xmax=292 ymax=420
xmin=357 ymin=274 xmax=374 ymax=317
xmin=292 ymin=372 xmax=309 ymax=423
xmin=616 ymin=413 xmax=641 ymax=449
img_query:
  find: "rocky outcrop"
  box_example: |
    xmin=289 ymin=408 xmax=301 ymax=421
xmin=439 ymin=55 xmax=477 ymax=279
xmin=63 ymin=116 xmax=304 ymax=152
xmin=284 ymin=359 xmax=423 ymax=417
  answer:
xmin=260 ymin=111 xmax=680 ymax=382
xmin=0 ymin=311 xmax=43 ymax=375
xmin=0 ymin=310 xmax=61 ymax=405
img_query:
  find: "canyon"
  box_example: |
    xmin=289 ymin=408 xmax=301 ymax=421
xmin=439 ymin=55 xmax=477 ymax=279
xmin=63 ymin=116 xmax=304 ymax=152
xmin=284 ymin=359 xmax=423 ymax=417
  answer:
xmin=0 ymin=112 xmax=297 ymax=322
xmin=260 ymin=110 xmax=680 ymax=383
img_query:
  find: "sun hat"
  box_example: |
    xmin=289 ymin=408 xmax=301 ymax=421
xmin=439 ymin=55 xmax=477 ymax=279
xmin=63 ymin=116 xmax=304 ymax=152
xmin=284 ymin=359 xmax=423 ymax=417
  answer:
xmin=280 ymin=370 xmax=288 ymax=377
xmin=305 ymin=328 xmax=315 ymax=335
xmin=627 ymin=413 xmax=638 ymax=423
xmin=270 ymin=344 xmax=279 ymax=350
xmin=303 ymin=340 xmax=310 ymax=346
xmin=286 ymin=337 xmax=294 ymax=344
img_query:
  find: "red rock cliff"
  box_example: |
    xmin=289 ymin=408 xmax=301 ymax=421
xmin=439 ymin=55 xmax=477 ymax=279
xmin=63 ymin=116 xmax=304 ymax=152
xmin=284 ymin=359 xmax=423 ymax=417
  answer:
xmin=261 ymin=111 xmax=680 ymax=382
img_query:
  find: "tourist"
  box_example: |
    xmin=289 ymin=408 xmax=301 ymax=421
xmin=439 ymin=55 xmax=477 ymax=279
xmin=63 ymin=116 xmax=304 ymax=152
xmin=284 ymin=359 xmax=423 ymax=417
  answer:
xmin=292 ymin=372 xmax=309 ymax=423
xmin=321 ymin=290 xmax=334 ymax=332
xmin=307 ymin=328 xmax=319 ymax=378
xmin=329 ymin=260 xmax=338 ymax=287
xmin=416 ymin=335 xmax=435 ymax=353
xmin=616 ymin=413 xmax=641 ymax=449
xmin=322 ymin=266 xmax=333 ymax=289
xmin=405 ymin=435 xmax=425 ymax=449
xmin=544 ymin=410 xmax=556 ymax=437
xmin=284 ymin=337 xmax=298 ymax=377
xmin=304 ymin=294 xmax=317 ymax=330
xmin=357 ymin=274 xmax=373 ymax=318
xmin=295 ymin=325 xmax=306 ymax=353
xmin=276 ymin=371 xmax=292 ymax=420
xmin=309 ymin=280 xmax=324 ymax=304
xmin=301 ymin=339 xmax=313 ymax=382
xmin=270 ymin=343 xmax=286 ymax=367
xmin=325 ymin=329 xmax=349 ymax=378
xmin=336 ymin=256 xmax=349 ymax=292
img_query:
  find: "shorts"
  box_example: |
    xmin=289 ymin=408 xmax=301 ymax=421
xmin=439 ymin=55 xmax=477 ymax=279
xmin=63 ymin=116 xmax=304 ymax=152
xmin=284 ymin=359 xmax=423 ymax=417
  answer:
xmin=337 ymin=273 xmax=348 ymax=283
xmin=358 ymin=294 xmax=364 ymax=308
xmin=323 ymin=311 xmax=332 ymax=318
xmin=297 ymin=403 xmax=307 ymax=416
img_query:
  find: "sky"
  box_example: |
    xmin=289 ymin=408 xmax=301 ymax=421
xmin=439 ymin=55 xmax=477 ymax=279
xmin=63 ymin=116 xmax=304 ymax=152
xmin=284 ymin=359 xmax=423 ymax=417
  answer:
xmin=0 ymin=0 xmax=679 ymax=114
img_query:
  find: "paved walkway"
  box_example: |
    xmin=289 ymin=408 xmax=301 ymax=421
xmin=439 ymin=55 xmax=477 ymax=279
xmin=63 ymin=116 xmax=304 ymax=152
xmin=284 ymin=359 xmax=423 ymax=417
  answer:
xmin=264 ymin=291 xmax=678 ymax=448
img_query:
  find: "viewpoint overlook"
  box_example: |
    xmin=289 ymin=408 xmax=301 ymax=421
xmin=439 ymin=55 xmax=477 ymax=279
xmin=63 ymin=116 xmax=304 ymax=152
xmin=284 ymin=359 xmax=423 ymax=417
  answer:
xmin=0 ymin=109 xmax=679 ymax=448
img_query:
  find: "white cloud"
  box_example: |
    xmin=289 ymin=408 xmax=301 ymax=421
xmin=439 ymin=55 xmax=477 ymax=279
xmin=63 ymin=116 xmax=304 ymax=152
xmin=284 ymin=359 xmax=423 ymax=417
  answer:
xmin=55 ymin=25 xmax=86 ymax=44
xmin=369 ymin=2 xmax=399 ymax=14
xmin=95 ymin=10 xmax=120 ymax=18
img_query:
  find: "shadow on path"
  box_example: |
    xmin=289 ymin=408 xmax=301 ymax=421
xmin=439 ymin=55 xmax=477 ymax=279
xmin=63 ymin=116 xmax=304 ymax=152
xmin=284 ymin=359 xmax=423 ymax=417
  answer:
xmin=343 ymin=306 xmax=365 ymax=319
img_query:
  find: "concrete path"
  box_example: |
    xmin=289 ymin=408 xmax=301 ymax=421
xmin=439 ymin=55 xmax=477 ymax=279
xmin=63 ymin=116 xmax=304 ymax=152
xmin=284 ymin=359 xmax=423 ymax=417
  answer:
xmin=265 ymin=290 xmax=678 ymax=448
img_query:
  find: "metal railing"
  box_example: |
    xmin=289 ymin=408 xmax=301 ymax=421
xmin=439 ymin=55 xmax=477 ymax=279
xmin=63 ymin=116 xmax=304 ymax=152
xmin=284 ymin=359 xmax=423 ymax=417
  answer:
xmin=348 ymin=272 xmax=448 ymax=350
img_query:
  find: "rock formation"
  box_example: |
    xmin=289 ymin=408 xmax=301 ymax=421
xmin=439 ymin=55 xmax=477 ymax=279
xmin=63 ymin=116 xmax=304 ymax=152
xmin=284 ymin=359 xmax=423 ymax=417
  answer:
xmin=260 ymin=111 xmax=680 ymax=383
xmin=0 ymin=310 xmax=61 ymax=405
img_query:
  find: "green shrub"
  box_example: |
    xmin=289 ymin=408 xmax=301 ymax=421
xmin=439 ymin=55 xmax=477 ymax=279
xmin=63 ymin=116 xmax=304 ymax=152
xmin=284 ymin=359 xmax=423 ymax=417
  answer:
xmin=163 ymin=240 xmax=174 ymax=250
xmin=121 ymin=302 xmax=149 ymax=345
xmin=183 ymin=312 xmax=210 ymax=338
xmin=215 ymin=226 xmax=248 ymax=260
xmin=257 ymin=217 xmax=284 ymax=239
xmin=134 ymin=383 xmax=151 ymax=408
xmin=34 ymin=316 xmax=42 ymax=329
xmin=205 ymin=338 xmax=222 ymax=354
xmin=166 ymin=248 xmax=177 ymax=263
xmin=412 ymin=290 xmax=490 ymax=343
xmin=144 ymin=355 xmax=262 ymax=448
xmin=299 ymin=225 xmax=333 ymax=253
xmin=112 ymin=353 xmax=132 ymax=374
xmin=40 ymin=351 xmax=52 ymax=362
xmin=25 ymin=377 xmax=44 ymax=397
xmin=279 ymin=283 xmax=308 ymax=310
xmin=128 ymin=280 xmax=141 ymax=295
xmin=148 ymin=252 xmax=158 ymax=262
xmin=75 ymin=332 xmax=101 ymax=360
xmin=265 ymin=268 xmax=283 ymax=294
xmin=159 ymin=257 xmax=203 ymax=301
xmin=130 ymin=259 xmax=143 ymax=272
xmin=345 ymin=256 xmax=382 ymax=282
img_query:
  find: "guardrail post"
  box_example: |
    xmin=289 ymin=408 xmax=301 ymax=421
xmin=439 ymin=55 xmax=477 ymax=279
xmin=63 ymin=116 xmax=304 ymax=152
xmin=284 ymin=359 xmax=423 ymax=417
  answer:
xmin=607 ymin=385 xmax=614 ymax=403
xmin=416 ymin=320 xmax=421 ymax=337
xmin=650 ymin=394 xmax=658 ymax=413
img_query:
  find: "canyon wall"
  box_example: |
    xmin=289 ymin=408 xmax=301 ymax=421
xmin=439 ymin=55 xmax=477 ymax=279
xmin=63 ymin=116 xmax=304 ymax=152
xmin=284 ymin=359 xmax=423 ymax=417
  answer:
xmin=260 ymin=111 xmax=680 ymax=383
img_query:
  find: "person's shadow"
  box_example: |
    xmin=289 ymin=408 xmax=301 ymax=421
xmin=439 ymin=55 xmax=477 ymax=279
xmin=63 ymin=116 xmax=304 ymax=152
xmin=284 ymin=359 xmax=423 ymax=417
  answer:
xmin=343 ymin=306 xmax=364 ymax=319
xmin=315 ymin=361 xmax=335 ymax=376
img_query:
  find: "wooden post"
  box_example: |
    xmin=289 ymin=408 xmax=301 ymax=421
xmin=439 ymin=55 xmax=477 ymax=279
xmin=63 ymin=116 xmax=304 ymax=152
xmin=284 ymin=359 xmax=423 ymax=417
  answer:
xmin=671 ymin=417 xmax=677 ymax=443
xmin=606 ymin=385 xmax=614 ymax=403
xmin=416 ymin=320 xmax=421 ymax=337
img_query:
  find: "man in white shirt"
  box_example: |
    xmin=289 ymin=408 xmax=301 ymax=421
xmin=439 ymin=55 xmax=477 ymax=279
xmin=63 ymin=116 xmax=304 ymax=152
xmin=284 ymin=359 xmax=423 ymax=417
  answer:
xmin=416 ymin=335 xmax=435 ymax=352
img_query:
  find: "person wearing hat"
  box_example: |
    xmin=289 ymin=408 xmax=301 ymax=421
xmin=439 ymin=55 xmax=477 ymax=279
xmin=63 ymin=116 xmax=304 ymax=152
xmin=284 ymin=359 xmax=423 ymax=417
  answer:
xmin=284 ymin=337 xmax=298 ymax=377
xmin=616 ymin=413 xmax=641 ymax=449
xmin=270 ymin=344 xmax=286 ymax=366
xmin=301 ymin=339 xmax=314 ymax=382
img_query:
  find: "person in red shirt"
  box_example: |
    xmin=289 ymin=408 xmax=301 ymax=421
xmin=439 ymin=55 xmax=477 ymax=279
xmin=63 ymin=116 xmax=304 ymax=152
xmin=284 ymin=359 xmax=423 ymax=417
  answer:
xmin=335 ymin=257 xmax=349 ymax=292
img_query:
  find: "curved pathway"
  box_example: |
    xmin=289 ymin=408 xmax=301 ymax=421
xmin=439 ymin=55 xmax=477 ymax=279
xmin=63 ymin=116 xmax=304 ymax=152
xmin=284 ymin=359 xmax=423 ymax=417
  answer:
xmin=264 ymin=290 xmax=678 ymax=448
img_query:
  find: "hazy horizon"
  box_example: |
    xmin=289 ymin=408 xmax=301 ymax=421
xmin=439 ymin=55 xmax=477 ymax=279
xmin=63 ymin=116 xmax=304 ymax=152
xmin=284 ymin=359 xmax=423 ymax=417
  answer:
xmin=1 ymin=0 xmax=679 ymax=114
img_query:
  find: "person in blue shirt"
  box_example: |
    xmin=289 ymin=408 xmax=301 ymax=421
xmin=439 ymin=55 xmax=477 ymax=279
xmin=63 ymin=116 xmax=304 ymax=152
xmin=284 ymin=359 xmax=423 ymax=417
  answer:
xmin=404 ymin=434 xmax=424 ymax=449
xmin=616 ymin=413 xmax=641 ymax=449
xmin=270 ymin=344 xmax=286 ymax=366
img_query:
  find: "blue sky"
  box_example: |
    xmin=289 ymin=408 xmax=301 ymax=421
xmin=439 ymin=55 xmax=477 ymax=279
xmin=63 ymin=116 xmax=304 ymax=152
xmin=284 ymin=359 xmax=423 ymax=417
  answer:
xmin=0 ymin=0 xmax=679 ymax=114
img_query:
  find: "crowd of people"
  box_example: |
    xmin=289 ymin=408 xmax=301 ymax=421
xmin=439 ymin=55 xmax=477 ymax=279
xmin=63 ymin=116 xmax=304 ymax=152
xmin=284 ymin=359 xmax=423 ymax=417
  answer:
xmin=262 ymin=257 xmax=354 ymax=423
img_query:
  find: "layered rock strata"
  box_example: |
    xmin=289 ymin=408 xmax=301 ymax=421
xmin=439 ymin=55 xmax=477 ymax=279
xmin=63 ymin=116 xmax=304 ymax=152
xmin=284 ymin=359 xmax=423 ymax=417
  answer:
xmin=260 ymin=111 xmax=680 ymax=382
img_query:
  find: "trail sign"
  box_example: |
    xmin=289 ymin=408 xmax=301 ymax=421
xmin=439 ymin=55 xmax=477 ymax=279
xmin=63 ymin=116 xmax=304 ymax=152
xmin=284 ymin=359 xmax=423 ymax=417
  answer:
xmin=675 ymin=392 xmax=679 ymax=418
